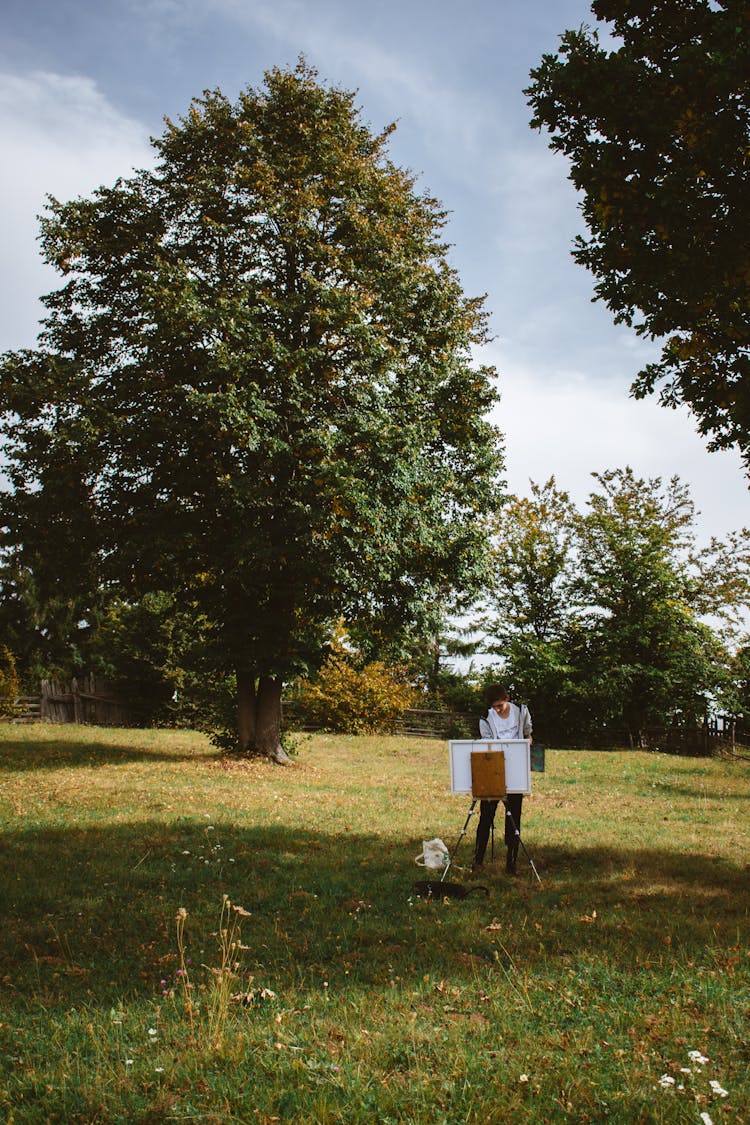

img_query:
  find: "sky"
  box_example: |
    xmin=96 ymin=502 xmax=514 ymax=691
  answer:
xmin=1 ymin=0 xmax=747 ymax=544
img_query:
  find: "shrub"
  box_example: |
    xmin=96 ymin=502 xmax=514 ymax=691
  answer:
xmin=0 ymin=647 xmax=20 ymax=718
xmin=294 ymin=640 xmax=418 ymax=734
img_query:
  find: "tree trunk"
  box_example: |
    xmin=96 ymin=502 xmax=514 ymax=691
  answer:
xmin=236 ymin=671 xmax=290 ymax=764
xmin=237 ymin=669 xmax=257 ymax=751
xmin=256 ymin=676 xmax=289 ymax=763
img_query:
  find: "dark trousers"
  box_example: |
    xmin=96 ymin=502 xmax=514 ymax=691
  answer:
xmin=474 ymin=795 xmax=524 ymax=864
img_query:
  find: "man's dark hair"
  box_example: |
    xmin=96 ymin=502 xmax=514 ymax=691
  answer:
xmin=484 ymin=683 xmax=509 ymax=706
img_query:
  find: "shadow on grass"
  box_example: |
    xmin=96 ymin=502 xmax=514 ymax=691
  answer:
xmin=1 ymin=817 xmax=748 ymax=1013
xmin=645 ymin=781 xmax=750 ymax=801
xmin=0 ymin=735 xmax=215 ymax=770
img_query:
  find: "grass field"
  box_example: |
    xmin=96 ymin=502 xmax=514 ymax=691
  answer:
xmin=0 ymin=724 xmax=748 ymax=1123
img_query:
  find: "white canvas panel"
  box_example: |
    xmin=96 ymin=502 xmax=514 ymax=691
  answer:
xmin=448 ymin=740 xmax=531 ymax=795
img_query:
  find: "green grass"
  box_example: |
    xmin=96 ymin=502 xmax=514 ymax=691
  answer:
xmin=0 ymin=724 xmax=748 ymax=1123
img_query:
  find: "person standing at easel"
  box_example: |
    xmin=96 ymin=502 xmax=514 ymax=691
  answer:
xmin=474 ymin=683 xmax=532 ymax=875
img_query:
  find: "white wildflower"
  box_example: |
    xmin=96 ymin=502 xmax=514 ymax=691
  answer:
xmin=700 ymin=1114 xmax=714 ymax=1125
xmin=658 ymin=1074 xmax=675 ymax=1088
xmin=688 ymin=1050 xmax=709 ymax=1065
xmin=709 ymin=1080 xmax=728 ymax=1098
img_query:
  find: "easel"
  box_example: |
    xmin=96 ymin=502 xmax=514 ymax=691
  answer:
xmin=443 ymin=750 xmax=542 ymax=885
xmin=501 ymin=798 xmax=542 ymax=886
xmin=441 ymin=797 xmax=478 ymax=882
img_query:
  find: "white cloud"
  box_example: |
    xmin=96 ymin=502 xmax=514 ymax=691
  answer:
xmin=490 ymin=350 xmax=748 ymax=542
xmin=0 ymin=70 xmax=152 ymax=351
xmin=186 ymin=0 xmax=501 ymax=181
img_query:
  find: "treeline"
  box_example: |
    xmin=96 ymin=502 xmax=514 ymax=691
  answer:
xmin=2 ymin=467 xmax=749 ymax=748
xmin=478 ymin=470 xmax=750 ymax=747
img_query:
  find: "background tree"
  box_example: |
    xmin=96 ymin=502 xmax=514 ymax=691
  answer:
xmin=349 ymin=587 xmax=486 ymax=709
xmin=91 ymin=593 xmax=216 ymax=727
xmin=572 ymin=468 xmax=731 ymax=743
xmin=482 ymin=478 xmax=579 ymax=736
xmin=482 ymin=469 xmax=747 ymax=747
xmin=0 ymin=541 xmax=100 ymax=686
xmin=726 ymin=643 xmax=750 ymax=723
xmin=0 ymin=62 xmax=502 ymax=759
xmin=526 ymin=0 xmax=750 ymax=469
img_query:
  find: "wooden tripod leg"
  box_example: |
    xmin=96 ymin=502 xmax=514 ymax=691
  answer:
xmin=502 ymin=799 xmax=542 ymax=885
xmin=441 ymin=799 xmax=477 ymax=882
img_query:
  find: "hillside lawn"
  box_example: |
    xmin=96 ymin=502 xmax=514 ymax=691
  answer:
xmin=0 ymin=724 xmax=748 ymax=1123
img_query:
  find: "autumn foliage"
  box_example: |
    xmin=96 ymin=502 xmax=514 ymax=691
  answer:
xmin=294 ymin=634 xmax=418 ymax=734
xmin=0 ymin=647 xmax=19 ymax=717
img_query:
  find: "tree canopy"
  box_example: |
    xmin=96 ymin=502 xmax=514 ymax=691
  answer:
xmin=526 ymin=0 xmax=750 ymax=471
xmin=0 ymin=61 xmax=503 ymax=757
xmin=572 ymin=468 xmax=725 ymax=737
xmin=485 ymin=469 xmax=749 ymax=744
xmin=481 ymin=479 xmax=577 ymax=732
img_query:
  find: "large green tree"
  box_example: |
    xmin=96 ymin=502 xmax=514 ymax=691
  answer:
xmin=0 ymin=63 xmax=502 ymax=759
xmin=573 ymin=468 xmax=734 ymax=742
xmin=526 ymin=0 xmax=750 ymax=469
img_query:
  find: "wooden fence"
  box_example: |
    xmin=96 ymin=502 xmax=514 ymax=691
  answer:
xmin=9 ymin=687 xmax=749 ymax=756
xmin=283 ymin=708 xmax=747 ymax=755
xmin=632 ymin=718 xmax=739 ymax=756
xmin=557 ymin=716 xmax=745 ymax=755
xmin=394 ymin=709 xmax=478 ymax=739
xmin=278 ymin=705 xmax=479 ymax=739
xmin=13 ymin=675 xmax=131 ymax=726
xmin=12 ymin=696 xmax=42 ymax=723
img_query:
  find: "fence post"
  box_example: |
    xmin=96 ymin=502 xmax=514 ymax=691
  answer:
xmin=41 ymin=679 xmax=50 ymax=722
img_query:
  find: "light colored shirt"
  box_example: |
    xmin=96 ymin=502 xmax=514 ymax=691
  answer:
xmin=479 ymin=702 xmax=532 ymax=741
